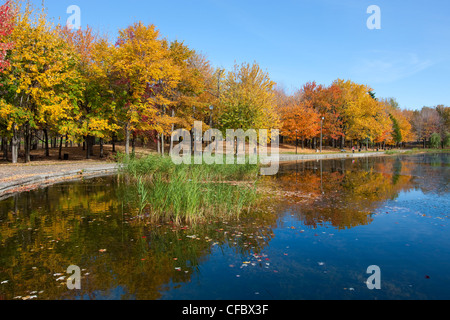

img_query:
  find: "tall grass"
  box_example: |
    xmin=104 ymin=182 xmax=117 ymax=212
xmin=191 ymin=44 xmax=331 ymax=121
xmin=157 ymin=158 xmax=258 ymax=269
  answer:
xmin=118 ymin=154 xmax=261 ymax=224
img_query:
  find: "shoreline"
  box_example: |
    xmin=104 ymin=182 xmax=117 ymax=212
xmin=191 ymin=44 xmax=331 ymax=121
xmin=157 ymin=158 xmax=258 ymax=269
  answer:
xmin=0 ymin=149 xmax=447 ymax=200
xmin=0 ymin=162 xmax=121 ymax=201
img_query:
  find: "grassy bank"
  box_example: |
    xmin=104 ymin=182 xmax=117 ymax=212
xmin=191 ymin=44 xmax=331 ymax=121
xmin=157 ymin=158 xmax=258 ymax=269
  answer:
xmin=118 ymin=154 xmax=262 ymax=224
xmin=385 ymin=148 xmax=450 ymax=155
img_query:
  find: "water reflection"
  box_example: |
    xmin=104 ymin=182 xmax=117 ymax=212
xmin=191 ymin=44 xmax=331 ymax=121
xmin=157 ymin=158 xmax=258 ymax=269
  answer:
xmin=0 ymin=179 xmax=277 ymax=300
xmin=0 ymin=153 xmax=448 ymax=300
xmin=270 ymin=153 xmax=449 ymax=230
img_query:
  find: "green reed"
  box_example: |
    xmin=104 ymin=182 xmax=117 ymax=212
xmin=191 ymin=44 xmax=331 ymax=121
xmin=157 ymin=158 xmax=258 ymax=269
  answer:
xmin=118 ymin=154 xmax=261 ymax=224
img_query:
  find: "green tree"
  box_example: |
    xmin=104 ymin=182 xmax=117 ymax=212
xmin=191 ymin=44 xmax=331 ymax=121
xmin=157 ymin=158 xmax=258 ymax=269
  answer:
xmin=430 ymin=132 xmax=441 ymax=149
xmin=390 ymin=114 xmax=402 ymax=146
xmin=443 ymin=132 xmax=450 ymax=148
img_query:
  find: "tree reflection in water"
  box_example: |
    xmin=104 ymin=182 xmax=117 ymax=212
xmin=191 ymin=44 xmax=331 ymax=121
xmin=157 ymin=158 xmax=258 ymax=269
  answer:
xmin=0 ymin=178 xmax=277 ymax=300
xmin=0 ymin=153 xmax=448 ymax=300
xmin=267 ymin=153 xmax=449 ymax=230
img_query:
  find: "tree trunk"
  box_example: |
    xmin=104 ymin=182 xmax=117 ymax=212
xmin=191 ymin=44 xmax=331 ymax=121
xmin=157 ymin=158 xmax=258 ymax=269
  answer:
xmin=85 ymin=136 xmax=90 ymax=159
xmin=157 ymin=133 xmax=161 ymax=155
xmin=112 ymin=133 xmax=116 ymax=153
xmin=24 ymin=123 xmax=31 ymax=163
xmin=100 ymin=138 xmax=104 ymax=158
xmin=89 ymin=136 xmax=94 ymax=156
xmin=170 ymin=109 xmax=175 ymax=153
xmin=2 ymin=137 xmax=8 ymax=161
xmin=125 ymin=123 xmax=130 ymax=155
xmin=31 ymin=131 xmax=38 ymax=150
xmin=44 ymin=129 xmax=50 ymax=157
xmin=58 ymin=136 xmax=63 ymax=160
xmin=11 ymin=128 xmax=19 ymax=164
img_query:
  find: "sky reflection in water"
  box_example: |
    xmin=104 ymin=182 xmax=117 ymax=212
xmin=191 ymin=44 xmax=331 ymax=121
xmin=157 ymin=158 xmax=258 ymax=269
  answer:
xmin=0 ymin=153 xmax=449 ymax=300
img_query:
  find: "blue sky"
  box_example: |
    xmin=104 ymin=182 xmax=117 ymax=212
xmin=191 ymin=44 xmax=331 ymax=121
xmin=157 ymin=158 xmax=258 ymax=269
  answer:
xmin=31 ymin=0 xmax=450 ymax=110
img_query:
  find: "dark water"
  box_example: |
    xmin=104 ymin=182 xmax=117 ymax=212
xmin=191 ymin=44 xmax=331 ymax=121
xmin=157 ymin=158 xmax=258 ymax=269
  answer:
xmin=0 ymin=153 xmax=449 ymax=300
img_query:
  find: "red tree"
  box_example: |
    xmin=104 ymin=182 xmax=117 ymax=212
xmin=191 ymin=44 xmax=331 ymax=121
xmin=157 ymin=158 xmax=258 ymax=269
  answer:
xmin=0 ymin=0 xmax=14 ymax=72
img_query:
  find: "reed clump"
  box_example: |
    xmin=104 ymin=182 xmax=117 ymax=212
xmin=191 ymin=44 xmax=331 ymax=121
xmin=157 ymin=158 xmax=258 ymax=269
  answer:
xmin=119 ymin=154 xmax=261 ymax=224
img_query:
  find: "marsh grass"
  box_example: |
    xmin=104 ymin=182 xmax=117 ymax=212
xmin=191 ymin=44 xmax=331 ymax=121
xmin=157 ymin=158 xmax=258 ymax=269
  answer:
xmin=385 ymin=148 xmax=450 ymax=155
xmin=118 ymin=154 xmax=261 ymax=224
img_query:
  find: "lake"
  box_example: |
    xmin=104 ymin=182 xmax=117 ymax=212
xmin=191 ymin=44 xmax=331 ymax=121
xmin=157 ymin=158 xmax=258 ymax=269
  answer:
xmin=0 ymin=153 xmax=449 ymax=300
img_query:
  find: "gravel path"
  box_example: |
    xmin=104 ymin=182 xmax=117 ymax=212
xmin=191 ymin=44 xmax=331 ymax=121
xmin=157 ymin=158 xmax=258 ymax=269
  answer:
xmin=0 ymin=161 xmax=121 ymax=200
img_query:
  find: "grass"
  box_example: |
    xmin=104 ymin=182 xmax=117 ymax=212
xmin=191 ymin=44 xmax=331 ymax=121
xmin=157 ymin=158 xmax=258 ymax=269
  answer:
xmin=118 ymin=153 xmax=262 ymax=224
xmin=385 ymin=148 xmax=450 ymax=155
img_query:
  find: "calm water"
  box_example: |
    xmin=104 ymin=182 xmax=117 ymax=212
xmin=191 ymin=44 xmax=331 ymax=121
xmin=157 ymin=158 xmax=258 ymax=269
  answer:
xmin=0 ymin=153 xmax=449 ymax=300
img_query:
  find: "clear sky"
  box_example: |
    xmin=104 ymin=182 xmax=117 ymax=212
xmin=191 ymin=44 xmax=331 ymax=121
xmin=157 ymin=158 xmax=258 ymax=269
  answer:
xmin=30 ymin=0 xmax=450 ymax=110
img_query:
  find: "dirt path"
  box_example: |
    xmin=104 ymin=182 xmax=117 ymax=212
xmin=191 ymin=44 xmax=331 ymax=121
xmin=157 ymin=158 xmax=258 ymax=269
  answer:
xmin=0 ymin=161 xmax=121 ymax=200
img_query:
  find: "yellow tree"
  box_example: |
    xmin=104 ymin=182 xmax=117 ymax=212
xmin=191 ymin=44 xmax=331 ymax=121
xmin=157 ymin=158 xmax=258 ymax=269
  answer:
xmin=0 ymin=2 xmax=81 ymax=163
xmin=334 ymin=79 xmax=387 ymax=148
xmin=168 ymin=44 xmax=217 ymax=130
xmin=378 ymin=98 xmax=414 ymax=147
xmin=59 ymin=26 xmax=120 ymax=158
xmin=400 ymin=109 xmax=416 ymax=142
xmin=374 ymin=99 xmax=395 ymax=147
xmin=219 ymin=62 xmax=279 ymax=133
xmin=112 ymin=22 xmax=180 ymax=155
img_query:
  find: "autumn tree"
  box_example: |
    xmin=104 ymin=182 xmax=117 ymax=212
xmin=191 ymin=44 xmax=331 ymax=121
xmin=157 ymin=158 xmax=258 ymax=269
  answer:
xmin=0 ymin=2 xmax=81 ymax=163
xmin=411 ymin=107 xmax=441 ymax=148
xmin=382 ymin=99 xmax=414 ymax=147
xmin=0 ymin=0 xmax=14 ymax=159
xmin=112 ymin=22 xmax=180 ymax=155
xmin=334 ymin=79 xmax=388 ymax=149
xmin=436 ymin=105 xmax=450 ymax=148
xmin=0 ymin=0 xmax=13 ymax=72
xmin=279 ymin=98 xmax=321 ymax=149
xmin=219 ymin=62 xmax=279 ymax=133
xmin=59 ymin=26 xmax=120 ymax=158
xmin=294 ymin=82 xmax=344 ymax=148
